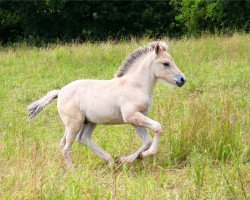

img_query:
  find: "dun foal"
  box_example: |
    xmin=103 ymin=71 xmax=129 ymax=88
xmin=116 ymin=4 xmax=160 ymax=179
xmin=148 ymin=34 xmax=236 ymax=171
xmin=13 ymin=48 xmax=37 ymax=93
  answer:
xmin=28 ymin=41 xmax=186 ymax=168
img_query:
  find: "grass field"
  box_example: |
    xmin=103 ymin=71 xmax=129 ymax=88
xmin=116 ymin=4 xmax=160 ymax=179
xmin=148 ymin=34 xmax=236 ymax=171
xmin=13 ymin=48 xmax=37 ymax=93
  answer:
xmin=0 ymin=34 xmax=249 ymax=199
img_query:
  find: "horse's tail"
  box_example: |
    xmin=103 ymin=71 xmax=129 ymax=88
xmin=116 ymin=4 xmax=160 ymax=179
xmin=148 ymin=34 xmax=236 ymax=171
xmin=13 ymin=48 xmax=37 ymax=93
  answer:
xmin=28 ymin=89 xmax=60 ymax=120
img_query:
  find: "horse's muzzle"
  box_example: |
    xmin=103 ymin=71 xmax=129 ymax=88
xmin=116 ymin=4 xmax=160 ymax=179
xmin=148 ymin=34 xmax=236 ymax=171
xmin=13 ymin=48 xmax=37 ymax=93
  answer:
xmin=174 ymin=74 xmax=186 ymax=87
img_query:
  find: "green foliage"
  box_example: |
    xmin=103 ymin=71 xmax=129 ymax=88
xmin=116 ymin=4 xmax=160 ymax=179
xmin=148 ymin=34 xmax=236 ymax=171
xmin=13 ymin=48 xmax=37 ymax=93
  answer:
xmin=0 ymin=1 xmax=178 ymax=44
xmin=0 ymin=1 xmax=249 ymax=44
xmin=0 ymin=2 xmax=22 ymax=43
xmin=173 ymin=0 xmax=250 ymax=35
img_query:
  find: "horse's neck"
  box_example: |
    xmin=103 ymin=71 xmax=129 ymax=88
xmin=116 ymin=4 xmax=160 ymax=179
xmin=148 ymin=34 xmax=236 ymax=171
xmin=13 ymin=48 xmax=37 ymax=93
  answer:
xmin=127 ymin=53 xmax=157 ymax=95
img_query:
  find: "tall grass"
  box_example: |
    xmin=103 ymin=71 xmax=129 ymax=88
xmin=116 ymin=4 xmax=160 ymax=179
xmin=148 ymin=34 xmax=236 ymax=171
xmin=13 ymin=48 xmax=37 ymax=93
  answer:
xmin=0 ymin=34 xmax=249 ymax=199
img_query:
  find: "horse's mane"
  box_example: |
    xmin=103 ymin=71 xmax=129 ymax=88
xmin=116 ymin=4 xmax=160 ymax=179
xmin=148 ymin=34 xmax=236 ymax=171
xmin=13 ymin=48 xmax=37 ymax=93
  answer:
xmin=116 ymin=41 xmax=163 ymax=77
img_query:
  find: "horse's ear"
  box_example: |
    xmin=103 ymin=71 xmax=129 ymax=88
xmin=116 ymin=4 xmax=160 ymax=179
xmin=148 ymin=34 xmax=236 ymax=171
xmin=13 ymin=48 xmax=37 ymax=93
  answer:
xmin=155 ymin=42 xmax=160 ymax=55
xmin=162 ymin=41 xmax=169 ymax=51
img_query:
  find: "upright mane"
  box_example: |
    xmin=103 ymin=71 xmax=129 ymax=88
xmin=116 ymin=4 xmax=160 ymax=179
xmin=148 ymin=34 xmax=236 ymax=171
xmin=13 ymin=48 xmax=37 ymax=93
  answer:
xmin=116 ymin=41 xmax=166 ymax=77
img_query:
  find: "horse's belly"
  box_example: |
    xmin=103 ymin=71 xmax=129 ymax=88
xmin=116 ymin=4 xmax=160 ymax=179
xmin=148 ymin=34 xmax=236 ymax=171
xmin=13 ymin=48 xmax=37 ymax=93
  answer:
xmin=85 ymin=107 xmax=124 ymax=124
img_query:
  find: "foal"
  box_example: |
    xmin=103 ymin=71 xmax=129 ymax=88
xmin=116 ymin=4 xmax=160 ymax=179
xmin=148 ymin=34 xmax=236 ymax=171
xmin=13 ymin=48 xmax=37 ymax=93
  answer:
xmin=28 ymin=41 xmax=186 ymax=168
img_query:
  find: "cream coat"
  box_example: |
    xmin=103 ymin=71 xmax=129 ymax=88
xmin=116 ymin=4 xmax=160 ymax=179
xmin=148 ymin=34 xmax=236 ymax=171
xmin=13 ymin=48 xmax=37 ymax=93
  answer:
xmin=28 ymin=41 xmax=186 ymax=169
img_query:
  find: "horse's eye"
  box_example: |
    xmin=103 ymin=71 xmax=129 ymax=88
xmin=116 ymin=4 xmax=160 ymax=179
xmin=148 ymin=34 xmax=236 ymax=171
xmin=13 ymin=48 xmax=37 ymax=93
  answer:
xmin=163 ymin=62 xmax=169 ymax=67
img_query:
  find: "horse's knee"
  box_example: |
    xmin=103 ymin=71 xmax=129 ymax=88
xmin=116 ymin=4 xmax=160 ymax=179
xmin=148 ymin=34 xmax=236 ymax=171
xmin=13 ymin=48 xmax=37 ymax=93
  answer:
xmin=79 ymin=135 xmax=91 ymax=147
xmin=153 ymin=122 xmax=163 ymax=134
xmin=62 ymin=144 xmax=71 ymax=157
xmin=78 ymin=137 xmax=86 ymax=146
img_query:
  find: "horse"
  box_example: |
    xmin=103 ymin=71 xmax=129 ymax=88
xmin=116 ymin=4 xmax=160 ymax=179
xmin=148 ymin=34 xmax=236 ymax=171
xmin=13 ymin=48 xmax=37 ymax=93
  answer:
xmin=28 ymin=41 xmax=186 ymax=169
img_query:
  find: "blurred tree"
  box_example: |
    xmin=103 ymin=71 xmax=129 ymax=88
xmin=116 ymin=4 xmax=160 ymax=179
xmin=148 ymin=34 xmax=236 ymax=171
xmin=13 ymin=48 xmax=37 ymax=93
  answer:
xmin=173 ymin=0 xmax=250 ymax=35
xmin=0 ymin=2 xmax=22 ymax=43
xmin=0 ymin=0 xmax=249 ymax=44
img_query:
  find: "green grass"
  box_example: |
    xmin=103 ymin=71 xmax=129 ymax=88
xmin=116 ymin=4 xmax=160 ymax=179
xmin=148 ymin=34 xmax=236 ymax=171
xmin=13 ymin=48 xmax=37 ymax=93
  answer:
xmin=0 ymin=34 xmax=249 ymax=199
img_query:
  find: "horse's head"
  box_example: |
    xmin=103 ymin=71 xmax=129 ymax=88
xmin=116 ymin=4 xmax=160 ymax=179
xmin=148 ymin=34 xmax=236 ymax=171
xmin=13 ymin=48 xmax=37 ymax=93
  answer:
xmin=153 ymin=41 xmax=186 ymax=87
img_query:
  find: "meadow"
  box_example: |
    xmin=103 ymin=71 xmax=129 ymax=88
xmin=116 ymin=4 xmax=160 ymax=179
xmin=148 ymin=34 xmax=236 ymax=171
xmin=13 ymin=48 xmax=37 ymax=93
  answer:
xmin=0 ymin=34 xmax=249 ymax=199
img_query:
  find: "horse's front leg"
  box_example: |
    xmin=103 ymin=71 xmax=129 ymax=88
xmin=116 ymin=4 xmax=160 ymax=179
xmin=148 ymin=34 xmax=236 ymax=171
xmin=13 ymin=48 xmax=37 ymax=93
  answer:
xmin=115 ymin=126 xmax=152 ymax=163
xmin=122 ymin=112 xmax=163 ymax=161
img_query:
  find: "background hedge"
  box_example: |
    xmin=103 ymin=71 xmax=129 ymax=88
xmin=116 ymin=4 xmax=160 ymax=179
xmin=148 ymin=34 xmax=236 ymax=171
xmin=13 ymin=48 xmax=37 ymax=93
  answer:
xmin=0 ymin=0 xmax=249 ymax=44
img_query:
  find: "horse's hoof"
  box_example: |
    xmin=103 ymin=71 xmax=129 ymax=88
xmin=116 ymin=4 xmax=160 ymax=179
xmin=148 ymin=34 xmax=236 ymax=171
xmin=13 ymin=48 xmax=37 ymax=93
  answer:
xmin=114 ymin=157 xmax=121 ymax=163
xmin=137 ymin=153 xmax=143 ymax=159
xmin=107 ymin=160 xmax=114 ymax=167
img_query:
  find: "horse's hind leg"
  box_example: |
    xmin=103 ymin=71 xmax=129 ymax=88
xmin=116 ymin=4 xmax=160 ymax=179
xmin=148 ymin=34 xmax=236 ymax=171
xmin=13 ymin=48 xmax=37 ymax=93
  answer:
xmin=78 ymin=122 xmax=113 ymax=165
xmin=60 ymin=131 xmax=66 ymax=149
xmin=115 ymin=126 xmax=152 ymax=163
xmin=61 ymin=115 xmax=84 ymax=169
